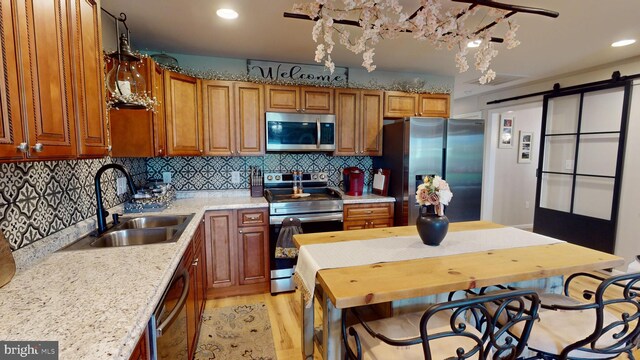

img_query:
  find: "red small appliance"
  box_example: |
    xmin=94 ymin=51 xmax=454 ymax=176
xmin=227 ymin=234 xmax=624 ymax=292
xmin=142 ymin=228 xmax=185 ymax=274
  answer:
xmin=342 ymin=167 xmax=365 ymax=196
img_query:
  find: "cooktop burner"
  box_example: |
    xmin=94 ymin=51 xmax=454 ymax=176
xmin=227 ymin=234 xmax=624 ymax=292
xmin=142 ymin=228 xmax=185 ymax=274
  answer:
xmin=264 ymin=187 xmax=342 ymax=203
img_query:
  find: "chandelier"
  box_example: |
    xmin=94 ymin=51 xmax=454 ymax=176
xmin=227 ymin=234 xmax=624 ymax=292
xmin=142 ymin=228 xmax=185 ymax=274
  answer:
xmin=286 ymin=0 xmax=558 ymax=84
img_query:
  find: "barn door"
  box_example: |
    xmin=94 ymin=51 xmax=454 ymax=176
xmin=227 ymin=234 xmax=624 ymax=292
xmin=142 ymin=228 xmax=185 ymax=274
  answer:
xmin=533 ymin=81 xmax=631 ymax=254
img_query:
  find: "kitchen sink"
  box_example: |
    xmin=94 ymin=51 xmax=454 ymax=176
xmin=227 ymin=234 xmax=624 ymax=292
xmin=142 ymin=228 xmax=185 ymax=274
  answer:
xmin=90 ymin=228 xmax=178 ymax=248
xmin=118 ymin=215 xmax=190 ymax=229
xmin=59 ymin=213 xmax=195 ymax=251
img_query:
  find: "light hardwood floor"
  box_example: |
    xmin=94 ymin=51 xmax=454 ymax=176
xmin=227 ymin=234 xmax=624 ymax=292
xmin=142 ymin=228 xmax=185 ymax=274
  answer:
xmin=206 ymin=272 xmax=639 ymax=360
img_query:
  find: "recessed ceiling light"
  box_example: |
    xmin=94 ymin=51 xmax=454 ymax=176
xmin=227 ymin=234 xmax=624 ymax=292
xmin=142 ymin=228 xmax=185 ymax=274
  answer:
xmin=217 ymin=8 xmax=238 ymax=20
xmin=467 ymin=40 xmax=481 ymax=48
xmin=611 ymin=39 xmax=636 ymax=47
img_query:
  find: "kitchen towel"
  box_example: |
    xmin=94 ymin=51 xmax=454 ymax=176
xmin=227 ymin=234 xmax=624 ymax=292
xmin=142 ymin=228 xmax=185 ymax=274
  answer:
xmin=275 ymin=217 xmax=303 ymax=258
xmin=0 ymin=231 xmax=16 ymax=289
xmin=294 ymin=226 xmax=565 ymax=308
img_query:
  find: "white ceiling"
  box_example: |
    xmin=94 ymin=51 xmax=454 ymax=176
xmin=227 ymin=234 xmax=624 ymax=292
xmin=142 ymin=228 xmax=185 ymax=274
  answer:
xmin=101 ymin=0 xmax=640 ymax=99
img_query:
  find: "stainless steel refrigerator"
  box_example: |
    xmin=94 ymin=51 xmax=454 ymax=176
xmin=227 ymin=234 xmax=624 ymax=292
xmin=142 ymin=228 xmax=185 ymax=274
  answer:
xmin=373 ymin=117 xmax=484 ymax=225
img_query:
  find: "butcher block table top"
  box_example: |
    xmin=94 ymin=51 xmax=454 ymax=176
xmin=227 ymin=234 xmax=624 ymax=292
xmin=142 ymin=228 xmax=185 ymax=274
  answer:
xmin=293 ymin=221 xmax=624 ymax=309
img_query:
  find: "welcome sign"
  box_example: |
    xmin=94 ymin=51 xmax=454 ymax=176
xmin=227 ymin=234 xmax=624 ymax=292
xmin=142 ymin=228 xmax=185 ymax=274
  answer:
xmin=247 ymin=60 xmax=348 ymax=86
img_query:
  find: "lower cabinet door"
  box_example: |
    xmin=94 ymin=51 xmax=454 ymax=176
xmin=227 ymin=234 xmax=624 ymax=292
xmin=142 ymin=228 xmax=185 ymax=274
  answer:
xmin=186 ymin=262 xmax=197 ymax=359
xmin=204 ymin=211 xmax=237 ymax=289
xmin=237 ymin=226 xmax=269 ymax=285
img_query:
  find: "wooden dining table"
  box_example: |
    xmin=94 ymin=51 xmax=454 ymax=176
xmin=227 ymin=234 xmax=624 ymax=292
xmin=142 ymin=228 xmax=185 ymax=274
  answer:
xmin=293 ymin=221 xmax=625 ymax=360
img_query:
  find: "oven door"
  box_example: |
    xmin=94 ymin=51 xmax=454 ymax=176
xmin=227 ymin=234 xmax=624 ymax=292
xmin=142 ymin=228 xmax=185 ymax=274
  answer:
xmin=269 ymin=213 xmax=343 ymax=293
xmin=266 ymin=112 xmax=335 ymax=151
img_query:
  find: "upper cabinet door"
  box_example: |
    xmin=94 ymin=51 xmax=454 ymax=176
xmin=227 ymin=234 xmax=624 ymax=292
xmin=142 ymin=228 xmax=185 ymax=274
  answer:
xmin=202 ymin=80 xmax=235 ymax=156
xmin=69 ymin=0 xmax=107 ymax=158
xmin=334 ymin=89 xmax=359 ymax=155
xmin=164 ymin=71 xmax=203 ymax=156
xmin=235 ymin=82 xmax=264 ymax=155
xmin=301 ymin=87 xmax=333 ymax=114
xmin=361 ymin=90 xmax=383 ymax=156
xmin=419 ymin=93 xmax=450 ymax=118
xmin=265 ymin=85 xmax=299 ymax=112
xmin=383 ymin=91 xmax=418 ymax=118
xmin=0 ymin=0 xmax=25 ymax=161
xmin=16 ymin=0 xmax=76 ymax=159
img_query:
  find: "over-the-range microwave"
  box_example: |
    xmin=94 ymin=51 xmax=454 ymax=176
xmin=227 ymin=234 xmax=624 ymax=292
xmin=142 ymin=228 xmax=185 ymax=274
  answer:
xmin=266 ymin=112 xmax=336 ymax=152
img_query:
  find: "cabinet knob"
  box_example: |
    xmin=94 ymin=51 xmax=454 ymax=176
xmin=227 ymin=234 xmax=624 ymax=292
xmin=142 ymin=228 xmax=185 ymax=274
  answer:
xmin=16 ymin=142 xmax=28 ymax=153
xmin=199 ymin=149 xmax=203 ymax=154
xmin=32 ymin=143 xmax=44 ymax=152
xmin=192 ymin=258 xmax=199 ymax=266
xmin=107 ymin=145 xmax=112 ymax=151
xmin=158 ymin=149 xmax=163 ymax=154
xmin=239 ymin=230 xmax=243 ymax=234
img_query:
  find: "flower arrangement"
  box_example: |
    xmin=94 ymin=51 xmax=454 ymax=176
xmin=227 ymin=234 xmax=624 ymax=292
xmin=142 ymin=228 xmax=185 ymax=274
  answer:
xmin=416 ymin=175 xmax=453 ymax=216
xmin=291 ymin=0 xmax=556 ymax=84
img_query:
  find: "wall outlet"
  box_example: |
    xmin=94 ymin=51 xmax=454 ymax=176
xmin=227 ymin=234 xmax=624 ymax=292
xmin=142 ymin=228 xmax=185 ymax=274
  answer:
xmin=162 ymin=171 xmax=172 ymax=184
xmin=116 ymin=177 xmax=127 ymax=195
xmin=231 ymin=171 xmax=241 ymax=184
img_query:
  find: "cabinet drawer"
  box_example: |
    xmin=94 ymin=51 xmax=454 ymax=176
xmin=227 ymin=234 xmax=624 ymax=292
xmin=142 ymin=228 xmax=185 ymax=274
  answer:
xmin=343 ymin=217 xmax=393 ymax=230
xmin=344 ymin=203 xmax=393 ymax=220
xmin=237 ymin=209 xmax=267 ymax=227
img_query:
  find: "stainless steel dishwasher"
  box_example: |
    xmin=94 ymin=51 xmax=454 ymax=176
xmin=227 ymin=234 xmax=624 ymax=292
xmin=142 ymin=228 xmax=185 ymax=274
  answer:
xmin=148 ymin=266 xmax=190 ymax=360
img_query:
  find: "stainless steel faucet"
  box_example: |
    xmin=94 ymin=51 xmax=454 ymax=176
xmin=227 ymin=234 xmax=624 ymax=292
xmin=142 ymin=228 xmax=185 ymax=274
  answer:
xmin=94 ymin=163 xmax=136 ymax=234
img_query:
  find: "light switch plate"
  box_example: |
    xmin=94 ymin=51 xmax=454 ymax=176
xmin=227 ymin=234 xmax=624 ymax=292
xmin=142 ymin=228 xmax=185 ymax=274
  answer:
xmin=565 ymin=159 xmax=573 ymax=170
xmin=116 ymin=177 xmax=127 ymax=195
xmin=162 ymin=172 xmax=172 ymax=184
xmin=231 ymin=171 xmax=241 ymax=184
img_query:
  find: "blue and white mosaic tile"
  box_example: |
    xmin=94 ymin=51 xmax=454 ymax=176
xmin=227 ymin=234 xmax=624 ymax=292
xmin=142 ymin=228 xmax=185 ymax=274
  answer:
xmin=146 ymin=154 xmax=374 ymax=191
xmin=0 ymin=157 xmax=146 ymax=251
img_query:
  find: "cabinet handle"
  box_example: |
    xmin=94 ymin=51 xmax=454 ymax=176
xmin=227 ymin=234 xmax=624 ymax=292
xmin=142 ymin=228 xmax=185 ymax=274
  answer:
xmin=247 ymin=216 xmax=260 ymax=220
xmin=32 ymin=143 xmax=44 ymax=152
xmin=16 ymin=143 xmax=28 ymax=153
xmin=192 ymin=258 xmax=199 ymax=266
xmin=366 ymin=210 xmax=373 ymax=214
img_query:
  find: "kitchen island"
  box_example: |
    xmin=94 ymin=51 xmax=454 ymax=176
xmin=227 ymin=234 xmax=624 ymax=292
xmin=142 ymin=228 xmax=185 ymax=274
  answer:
xmin=294 ymin=221 xmax=624 ymax=360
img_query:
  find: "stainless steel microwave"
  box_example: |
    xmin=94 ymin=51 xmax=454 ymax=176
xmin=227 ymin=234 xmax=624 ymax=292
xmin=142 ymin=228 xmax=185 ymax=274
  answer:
xmin=266 ymin=112 xmax=336 ymax=152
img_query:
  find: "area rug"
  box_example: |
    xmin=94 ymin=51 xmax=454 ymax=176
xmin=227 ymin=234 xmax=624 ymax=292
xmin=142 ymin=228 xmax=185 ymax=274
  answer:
xmin=194 ymin=303 xmax=277 ymax=360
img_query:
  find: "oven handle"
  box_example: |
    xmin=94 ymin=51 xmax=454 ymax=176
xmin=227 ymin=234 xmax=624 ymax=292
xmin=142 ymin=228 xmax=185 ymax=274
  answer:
xmin=270 ymin=213 xmax=343 ymax=225
xmin=156 ymin=269 xmax=189 ymax=337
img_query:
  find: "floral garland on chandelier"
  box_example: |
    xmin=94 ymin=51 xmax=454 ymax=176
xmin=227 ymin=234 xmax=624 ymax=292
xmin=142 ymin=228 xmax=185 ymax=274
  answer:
xmin=291 ymin=0 xmax=548 ymax=84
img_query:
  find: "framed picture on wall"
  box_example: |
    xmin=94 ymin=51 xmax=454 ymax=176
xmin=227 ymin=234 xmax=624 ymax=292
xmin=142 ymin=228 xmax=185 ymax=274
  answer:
xmin=518 ymin=131 xmax=533 ymax=163
xmin=499 ymin=115 xmax=514 ymax=148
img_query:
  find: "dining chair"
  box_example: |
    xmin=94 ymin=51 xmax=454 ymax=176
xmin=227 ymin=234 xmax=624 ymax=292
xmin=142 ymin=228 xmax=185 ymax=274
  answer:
xmin=341 ymin=289 xmax=540 ymax=360
xmin=507 ymin=272 xmax=640 ymax=359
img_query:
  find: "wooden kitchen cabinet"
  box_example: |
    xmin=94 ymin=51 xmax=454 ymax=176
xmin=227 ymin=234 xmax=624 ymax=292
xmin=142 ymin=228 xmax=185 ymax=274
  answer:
xmin=1 ymin=0 xmax=109 ymax=161
xmin=419 ymin=93 xmax=450 ymax=118
xmin=15 ymin=0 xmax=77 ymax=159
xmin=69 ymin=0 xmax=108 ymax=158
xmin=164 ymin=71 xmax=203 ymax=156
xmin=384 ymin=91 xmax=450 ymax=118
xmin=128 ymin=327 xmax=149 ymax=360
xmin=186 ymin=219 xmax=205 ymax=360
xmin=110 ymin=57 xmax=167 ymax=157
xmin=343 ymin=203 xmax=394 ymax=230
xmin=265 ymin=85 xmax=333 ymax=113
xmin=205 ymin=208 xmax=269 ymax=298
xmin=202 ymin=80 xmax=264 ymax=156
xmin=383 ymin=91 xmax=418 ymax=118
xmin=0 ymin=0 xmax=25 ymax=161
xmin=335 ymin=89 xmax=383 ymax=156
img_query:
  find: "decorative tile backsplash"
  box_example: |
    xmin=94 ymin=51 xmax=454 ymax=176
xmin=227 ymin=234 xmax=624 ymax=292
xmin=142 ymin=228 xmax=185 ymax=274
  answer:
xmin=0 ymin=157 xmax=146 ymax=251
xmin=147 ymin=154 xmax=373 ymax=190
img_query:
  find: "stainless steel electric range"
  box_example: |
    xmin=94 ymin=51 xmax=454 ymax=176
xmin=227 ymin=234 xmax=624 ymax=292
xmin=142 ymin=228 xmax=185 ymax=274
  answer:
xmin=264 ymin=172 xmax=343 ymax=294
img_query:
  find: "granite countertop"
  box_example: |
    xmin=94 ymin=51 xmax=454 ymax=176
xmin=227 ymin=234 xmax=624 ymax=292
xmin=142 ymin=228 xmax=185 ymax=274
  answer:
xmin=336 ymin=189 xmax=395 ymax=204
xmin=0 ymin=190 xmax=268 ymax=360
